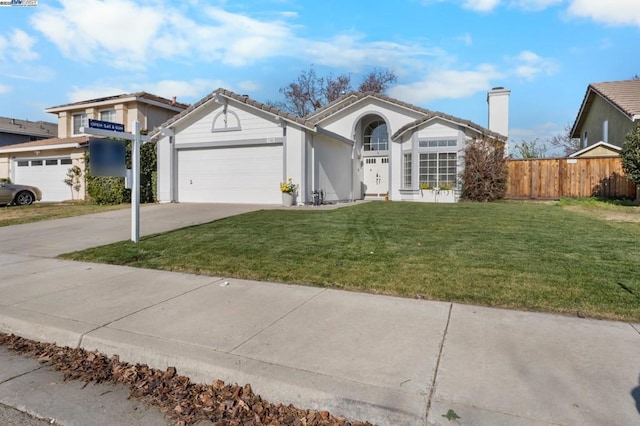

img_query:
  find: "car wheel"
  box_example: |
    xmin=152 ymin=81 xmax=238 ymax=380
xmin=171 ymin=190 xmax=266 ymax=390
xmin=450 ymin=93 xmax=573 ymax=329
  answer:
xmin=14 ymin=191 xmax=34 ymax=206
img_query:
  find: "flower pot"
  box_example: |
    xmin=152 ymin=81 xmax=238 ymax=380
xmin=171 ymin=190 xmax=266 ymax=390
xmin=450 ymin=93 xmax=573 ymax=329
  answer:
xmin=282 ymin=192 xmax=295 ymax=206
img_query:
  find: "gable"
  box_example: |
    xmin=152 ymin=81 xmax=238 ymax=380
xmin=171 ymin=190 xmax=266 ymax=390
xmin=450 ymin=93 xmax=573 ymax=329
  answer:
xmin=172 ymin=99 xmax=285 ymax=147
xmin=314 ymin=97 xmax=424 ymax=140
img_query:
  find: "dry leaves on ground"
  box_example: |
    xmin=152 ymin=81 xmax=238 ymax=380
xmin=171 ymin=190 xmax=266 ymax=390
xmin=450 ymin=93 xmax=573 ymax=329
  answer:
xmin=0 ymin=333 xmax=374 ymax=426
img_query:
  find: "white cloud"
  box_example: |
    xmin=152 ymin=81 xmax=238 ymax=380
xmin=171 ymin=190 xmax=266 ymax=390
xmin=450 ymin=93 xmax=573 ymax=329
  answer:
xmin=133 ymin=79 xmax=225 ymax=100
xmin=31 ymin=1 xmax=296 ymax=69
xmin=511 ymin=0 xmax=563 ymax=11
xmin=388 ymin=64 xmax=503 ymax=104
xmin=462 ymin=0 xmax=501 ymax=12
xmin=67 ymin=79 xmax=225 ymax=104
xmin=0 ymin=29 xmax=38 ymax=62
xmin=566 ymin=0 xmax=640 ymax=27
xmin=301 ymin=34 xmax=445 ymax=73
xmin=511 ymin=50 xmax=559 ymax=80
xmin=68 ymin=85 xmax=127 ymax=103
xmin=30 ymin=0 xmax=444 ymax=73
xmin=0 ymin=84 xmax=10 ymax=94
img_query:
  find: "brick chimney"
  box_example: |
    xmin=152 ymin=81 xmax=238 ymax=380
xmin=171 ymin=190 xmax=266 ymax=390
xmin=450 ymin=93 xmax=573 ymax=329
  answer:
xmin=487 ymin=87 xmax=510 ymax=138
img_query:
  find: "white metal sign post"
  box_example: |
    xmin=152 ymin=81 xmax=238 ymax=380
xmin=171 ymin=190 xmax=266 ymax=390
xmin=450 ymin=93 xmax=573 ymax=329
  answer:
xmin=80 ymin=120 xmax=150 ymax=243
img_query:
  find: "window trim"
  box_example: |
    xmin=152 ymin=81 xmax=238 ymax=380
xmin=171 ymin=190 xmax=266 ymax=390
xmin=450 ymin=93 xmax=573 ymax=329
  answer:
xmin=363 ymin=120 xmax=389 ymax=152
xmin=72 ymin=113 xmax=88 ymax=135
xmin=99 ymin=108 xmax=117 ymax=123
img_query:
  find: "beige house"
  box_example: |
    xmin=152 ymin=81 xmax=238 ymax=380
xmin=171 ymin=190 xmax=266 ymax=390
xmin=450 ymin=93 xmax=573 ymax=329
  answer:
xmin=0 ymin=93 xmax=188 ymax=202
xmin=571 ymin=79 xmax=640 ymax=150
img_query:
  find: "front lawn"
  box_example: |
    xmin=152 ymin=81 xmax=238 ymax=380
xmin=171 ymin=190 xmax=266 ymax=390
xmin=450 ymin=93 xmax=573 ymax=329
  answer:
xmin=0 ymin=202 xmax=129 ymax=227
xmin=60 ymin=201 xmax=640 ymax=321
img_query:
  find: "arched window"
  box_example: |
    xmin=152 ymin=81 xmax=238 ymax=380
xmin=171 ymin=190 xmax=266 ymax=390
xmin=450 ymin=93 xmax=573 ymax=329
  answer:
xmin=364 ymin=120 xmax=388 ymax=151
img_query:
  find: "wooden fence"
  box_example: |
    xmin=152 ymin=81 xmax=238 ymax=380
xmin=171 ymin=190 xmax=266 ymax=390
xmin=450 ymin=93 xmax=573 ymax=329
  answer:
xmin=505 ymin=157 xmax=637 ymax=200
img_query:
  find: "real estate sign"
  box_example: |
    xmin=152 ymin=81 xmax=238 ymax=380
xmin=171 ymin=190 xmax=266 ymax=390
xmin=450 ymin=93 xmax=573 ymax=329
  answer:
xmin=89 ymin=138 xmax=126 ymax=177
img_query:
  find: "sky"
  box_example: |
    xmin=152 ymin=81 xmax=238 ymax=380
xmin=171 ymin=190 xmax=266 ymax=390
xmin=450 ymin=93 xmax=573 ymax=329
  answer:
xmin=0 ymin=0 xmax=639 ymax=151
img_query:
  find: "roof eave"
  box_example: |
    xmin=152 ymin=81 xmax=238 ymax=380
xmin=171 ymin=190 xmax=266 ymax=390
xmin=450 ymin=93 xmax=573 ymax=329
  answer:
xmin=0 ymin=142 xmax=85 ymax=154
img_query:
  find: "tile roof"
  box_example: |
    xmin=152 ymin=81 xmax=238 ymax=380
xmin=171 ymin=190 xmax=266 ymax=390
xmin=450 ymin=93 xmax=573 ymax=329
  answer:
xmin=0 ymin=117 xmax=57 ymax=138
xmin=46 ymin=92 xmax=190 ymax=111
xmin=151 ymin=88 xmax=310 ymax=137
xmin=591 ymin=79 xmax=640 ymax=118
xmin=571 ymin=79 xmax=640 ymax=138
xmin=306 ymin=91 xmax=506 ymax=141
xmin=151 ymin=88 xmax=505 ymax=142
xmin=0 ymin=136 xmax=89 ymax=151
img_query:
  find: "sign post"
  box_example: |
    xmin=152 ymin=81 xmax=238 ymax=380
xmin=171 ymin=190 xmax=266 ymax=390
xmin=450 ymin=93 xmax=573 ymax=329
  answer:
xmin=131 ymin=121 xmax=141 ymax=243
xmin=80 ymin=120 xmax=150 ymax=243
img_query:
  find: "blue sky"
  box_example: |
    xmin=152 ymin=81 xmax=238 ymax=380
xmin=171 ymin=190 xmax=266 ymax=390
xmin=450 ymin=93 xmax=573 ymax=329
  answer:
xmin=1 ymin=0 xmax=639 ymax=149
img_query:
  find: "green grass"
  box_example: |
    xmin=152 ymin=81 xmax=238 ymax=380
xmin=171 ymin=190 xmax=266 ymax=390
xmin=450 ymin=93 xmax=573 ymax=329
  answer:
xmin=0 ymin=202 xmax=129 ymax=227
xmin=60 ymin=201 xmax=640 ymax=322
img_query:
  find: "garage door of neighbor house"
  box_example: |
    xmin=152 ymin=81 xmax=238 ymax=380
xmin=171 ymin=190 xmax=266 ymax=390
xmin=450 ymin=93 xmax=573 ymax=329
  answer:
xmin=13 ymin=157 xmax=73 ymax=202
xmin=177 ymin=145 xmax=283 ymax=204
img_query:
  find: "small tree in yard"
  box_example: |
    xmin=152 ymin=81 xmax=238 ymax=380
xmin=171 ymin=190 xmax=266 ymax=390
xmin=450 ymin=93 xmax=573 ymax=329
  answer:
xmin=621 ymin=124 xmax=640 ymax=194
xmin=64 ymin=165 xmax=82 ymax=200
xmin=461 ymin=139 xmax=508 ymax=202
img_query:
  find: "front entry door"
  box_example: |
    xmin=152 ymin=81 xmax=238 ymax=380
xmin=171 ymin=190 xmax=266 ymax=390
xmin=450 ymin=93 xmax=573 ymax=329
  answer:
xmin=363 ymin=156 xmax=389 ymax=197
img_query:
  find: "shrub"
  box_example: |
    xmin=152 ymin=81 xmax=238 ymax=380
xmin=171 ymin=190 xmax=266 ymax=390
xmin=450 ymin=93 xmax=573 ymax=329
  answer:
xmin=0 ymin=177 xmax=11 ymax=184
xmin=621 ymin=124 xmax=640 ymax=188
xmin=460 ymin=139 xmax=508 ymax=202
xmin=85 ymin=140 xmax=157 ymax=205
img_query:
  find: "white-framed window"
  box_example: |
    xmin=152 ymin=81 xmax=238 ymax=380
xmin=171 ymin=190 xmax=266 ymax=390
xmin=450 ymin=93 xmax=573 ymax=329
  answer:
xmin=99 ymin=109 xmax=116 ymax=123
xmin=363 ymin=120 xmax=388 ymax=151
xmin=403 ymin=154 xmax=412 ymax=189
xmin=583 ymin=131 xmax=588 ymax=148
xmin=603 ymin=120 xmax=608 ymax=143
xmin=419 ymin=152 xmax=457 ymax=189
xmin=73 ymin=113 xmax=88 ymax=135
xmin=365 ymin=158 xmax=376 ymax=164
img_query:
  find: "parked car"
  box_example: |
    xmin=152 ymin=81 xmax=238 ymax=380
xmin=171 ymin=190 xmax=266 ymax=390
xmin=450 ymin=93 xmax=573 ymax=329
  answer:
xmin=0 ymin=182 xmax=42 ymax=206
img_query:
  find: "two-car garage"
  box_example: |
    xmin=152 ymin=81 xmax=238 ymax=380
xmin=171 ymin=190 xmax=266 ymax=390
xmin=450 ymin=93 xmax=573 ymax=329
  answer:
xmin=176 ymin=144 xmax=283 ymax=204
xmin=13 ymin=156 xmax=73 ymax=202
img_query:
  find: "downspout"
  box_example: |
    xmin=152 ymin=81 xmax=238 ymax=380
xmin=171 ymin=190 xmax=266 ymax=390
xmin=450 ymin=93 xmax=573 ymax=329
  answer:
xmin=350 ymin=143 xmax=355 ymax=202
xmin=301 ymin=131 xmax=307 ymax=204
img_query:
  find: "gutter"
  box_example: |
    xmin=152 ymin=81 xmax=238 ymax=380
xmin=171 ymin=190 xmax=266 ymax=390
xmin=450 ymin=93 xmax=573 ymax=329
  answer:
xmin=0 ymin=142 xmax=83 ymax=154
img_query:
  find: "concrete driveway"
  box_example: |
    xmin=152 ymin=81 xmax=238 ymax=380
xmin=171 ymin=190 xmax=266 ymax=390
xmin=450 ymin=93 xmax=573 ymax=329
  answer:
xmin=0 ymin=203 xmax=273 ymax=257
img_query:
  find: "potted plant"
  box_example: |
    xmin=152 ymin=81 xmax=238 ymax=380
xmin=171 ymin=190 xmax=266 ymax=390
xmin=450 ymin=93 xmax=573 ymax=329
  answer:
xmin=280 ymin=178 xmax=298 ymax=206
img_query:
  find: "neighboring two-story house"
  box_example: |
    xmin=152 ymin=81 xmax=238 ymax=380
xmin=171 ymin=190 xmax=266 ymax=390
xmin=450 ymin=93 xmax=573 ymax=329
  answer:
xmin=0 ymin=92 xmax=188 ymax=202
xmin=0 ymin=117 xmax=57 ymax=148
xmin=570 ymin=79 xmax=640 ymax=157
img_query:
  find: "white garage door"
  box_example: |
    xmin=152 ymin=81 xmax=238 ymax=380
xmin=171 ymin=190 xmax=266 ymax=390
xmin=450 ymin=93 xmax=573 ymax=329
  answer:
xmin=13 ymin=157 xmax=73 ymax=202
xmin=177 ymin=145 xmax=283 ymax=204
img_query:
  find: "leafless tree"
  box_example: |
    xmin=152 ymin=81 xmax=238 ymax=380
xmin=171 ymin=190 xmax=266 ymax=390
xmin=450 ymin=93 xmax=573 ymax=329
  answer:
xmin=278 ymin=68 xmax=325 ymax=117
xmin=358 ymin=68 xmax=397 ymax=93
xmin=549 ymin=123 xmax=581 ymax=156
xmin=324 ymin=74 xmax=352 ymax=103
xmin=279 ymin=66 xmax=397 ymax=117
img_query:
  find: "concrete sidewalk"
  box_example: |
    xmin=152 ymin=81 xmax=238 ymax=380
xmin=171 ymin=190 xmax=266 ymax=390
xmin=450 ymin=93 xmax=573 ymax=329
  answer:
xmin=0 ymin=204 xmax=639 ymax=425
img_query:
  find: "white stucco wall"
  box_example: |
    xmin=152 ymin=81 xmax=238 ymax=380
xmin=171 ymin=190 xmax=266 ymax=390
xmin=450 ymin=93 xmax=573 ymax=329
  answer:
xmin=156 ymin=135 xmax=172 ymax=202
xmin=174 ymin=103 xmax=283 ymax=145
xmin=316 ymin=98 xmax=423 ymax=140
xmin=284 ymin=126 xmax=305 ymax=202
xmin=313 ymin=134 xmax=353 ymax=202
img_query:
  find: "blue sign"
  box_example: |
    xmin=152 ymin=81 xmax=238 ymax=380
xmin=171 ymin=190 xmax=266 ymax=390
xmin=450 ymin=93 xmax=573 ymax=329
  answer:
xmin=89 ymin=138 xmax=126 ymax=177
xmin=88 ymin=119 xmax=125 ymax=133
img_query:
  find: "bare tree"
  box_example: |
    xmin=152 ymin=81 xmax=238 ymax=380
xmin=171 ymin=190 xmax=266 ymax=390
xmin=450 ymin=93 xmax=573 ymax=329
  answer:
xmin=279 ymin=66 xmax=398 ymax=117
xmin=325 ymin=74 xmax=352 ymax=103
xmin=358 ymin=68 xmax=397 ymax=93
xmin=549 ymin=123 xmax=581 ymax=156
xmin=278 ymin=67 xmax=325 ymax=117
